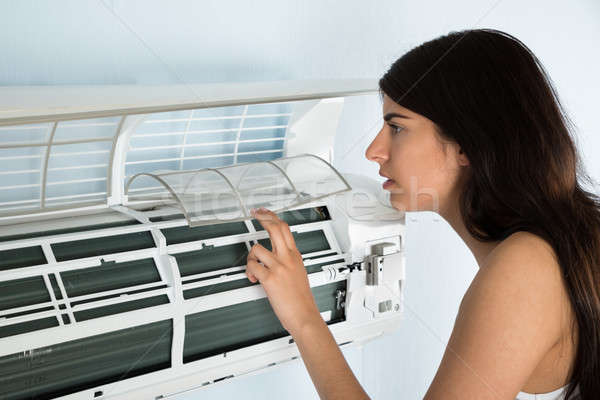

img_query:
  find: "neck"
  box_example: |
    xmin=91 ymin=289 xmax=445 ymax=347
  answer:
xmin=441 ymin=198 xmax=501 ymax=268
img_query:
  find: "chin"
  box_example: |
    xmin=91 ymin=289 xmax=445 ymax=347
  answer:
xmin=389 ymin=193 xmax=408 ymax=212
xmin=389 ymin=193 xmax=436 ymax=213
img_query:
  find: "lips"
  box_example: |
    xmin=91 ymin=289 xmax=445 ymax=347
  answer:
xmin=379 ymin=171 xmax=395 ymax=190
xmin=382 ymin=178 xmax=395 ymax=190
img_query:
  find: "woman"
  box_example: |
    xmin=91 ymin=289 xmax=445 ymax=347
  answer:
xmin=245 ymin=28 xmax=599 ymax=399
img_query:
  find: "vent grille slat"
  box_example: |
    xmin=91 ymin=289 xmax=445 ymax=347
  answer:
xmin=0 ymin=117 xmax=120 ymax=215
xmin=124 ymin=103 xmax=292 ymax=196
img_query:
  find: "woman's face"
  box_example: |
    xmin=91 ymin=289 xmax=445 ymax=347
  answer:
xmin=365 ymin=94 xmax=469 ymax=215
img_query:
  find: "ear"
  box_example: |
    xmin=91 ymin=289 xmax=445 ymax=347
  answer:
xmin=457 ymin=147 xmax=470 ymax=167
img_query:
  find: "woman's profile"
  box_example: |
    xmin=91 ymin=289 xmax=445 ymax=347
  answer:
xmin=246 ymin=28 xmax=598 ymax=400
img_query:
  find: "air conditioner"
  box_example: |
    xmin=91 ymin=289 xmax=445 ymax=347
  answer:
xmin=0 ymin=80 xmax=406 ymax=400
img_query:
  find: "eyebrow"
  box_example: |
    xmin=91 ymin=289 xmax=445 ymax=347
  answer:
xmin=384 ymin=112 xmax=411 ymax=122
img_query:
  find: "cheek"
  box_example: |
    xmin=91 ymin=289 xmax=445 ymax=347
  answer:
xmin=389 ymin=141 xmax=435 ymax=188
xmin=388 ymin=139 xmax=453 ymax=211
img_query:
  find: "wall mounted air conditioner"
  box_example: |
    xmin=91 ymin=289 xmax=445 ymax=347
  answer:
xmin=0 ymin=80 xmax=406 ymax=400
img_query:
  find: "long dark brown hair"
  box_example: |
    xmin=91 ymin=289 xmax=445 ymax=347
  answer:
xmin=379 ymin=28 xmax=599 ymax=399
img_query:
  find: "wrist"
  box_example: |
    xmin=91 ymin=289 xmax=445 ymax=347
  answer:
xmin=289 ymin=312 xmax=328 ymax=340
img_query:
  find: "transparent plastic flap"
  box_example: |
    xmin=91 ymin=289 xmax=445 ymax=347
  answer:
xmin=125 ymin=154 xmax=351 ymax=226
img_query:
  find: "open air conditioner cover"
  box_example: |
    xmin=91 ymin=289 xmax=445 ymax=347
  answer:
xmin=125 ymin=154 xmax=351 ymax=227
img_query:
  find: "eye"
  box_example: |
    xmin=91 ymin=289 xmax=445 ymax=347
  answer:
xmin=388 ymin=124 xmax=405 ymax=135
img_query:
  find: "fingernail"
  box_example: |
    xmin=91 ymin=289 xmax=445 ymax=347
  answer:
xmin=259 ymin=207 xmax=267 ymax=211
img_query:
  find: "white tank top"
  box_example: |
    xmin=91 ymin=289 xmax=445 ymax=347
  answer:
xmin=516 ymin=383 xmax=580 ymax=399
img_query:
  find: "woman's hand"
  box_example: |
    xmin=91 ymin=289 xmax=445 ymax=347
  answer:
xmin=245 ymin=207 xmax=322 ymax=337
xmin=246 ymin=208 xmax=371 ymax=400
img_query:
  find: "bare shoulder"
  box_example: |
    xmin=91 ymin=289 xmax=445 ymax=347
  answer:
xmin=458 ymin=231 xmax=571 ymax=358
xmin=464 ymin=230 xmax=567 ymax=322
xmin=425 ymin=231 xmax=570 ymax=398
xmin=489 ymin=231 xmax=559 ymax=266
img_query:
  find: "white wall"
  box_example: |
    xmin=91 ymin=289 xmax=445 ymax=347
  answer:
xmin=2 ymin=1 xmax=598 ymax=398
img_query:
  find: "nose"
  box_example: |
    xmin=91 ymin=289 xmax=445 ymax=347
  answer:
xmin=365 ymin=125 xmax=390 ymax=165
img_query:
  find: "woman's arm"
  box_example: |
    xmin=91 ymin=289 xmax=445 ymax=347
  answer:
xmin=293 ymin=310 xmax=369 ymax=400
xmin=245 ymin=208 xmax=370 ymax=400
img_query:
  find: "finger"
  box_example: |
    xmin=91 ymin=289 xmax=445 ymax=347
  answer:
xmin=246 ymin=253 xmax=257 ymax=282
xmin=249 ymin=243 xmax=279 ymax=268
xmin=246 ymin=257 xmax=270 ymax=283
xmin=252 ymin=208 xmax=289 ymax=253
xmin=258 ymin=208 xmax=297 ymax=251
xmin=279 ymin=220 xmax=297 ymax=251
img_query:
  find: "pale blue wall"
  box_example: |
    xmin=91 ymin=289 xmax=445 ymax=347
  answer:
xmin=2 ymin=1 xmax=598 ymax=399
